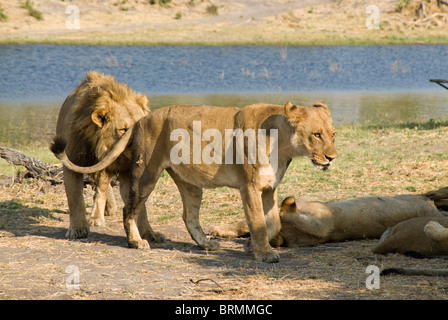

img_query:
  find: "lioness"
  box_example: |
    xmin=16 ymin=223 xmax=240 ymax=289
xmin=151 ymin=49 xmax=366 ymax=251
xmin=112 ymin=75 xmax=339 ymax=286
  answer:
xmin=372 ymin=217 xmax=448 ymax=255
xmin=51 ymin=71 xmax=163 ymax=243
xmin=211 ymin=194 xmax=442 ymax=247
xmin=52 ymin=101 xmax=337 ymax=262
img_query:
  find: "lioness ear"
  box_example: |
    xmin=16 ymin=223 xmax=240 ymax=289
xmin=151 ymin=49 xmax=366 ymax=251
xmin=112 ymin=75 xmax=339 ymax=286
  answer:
xmin=91 ymin=107 xmax=110 ymax=128
xmin=284 ymin=101 xmax=296 ymax=116
xmin=285 ymin=101 xmax=307 ymax=121
xmin=281 ymin=196 xmax=296 ymax=213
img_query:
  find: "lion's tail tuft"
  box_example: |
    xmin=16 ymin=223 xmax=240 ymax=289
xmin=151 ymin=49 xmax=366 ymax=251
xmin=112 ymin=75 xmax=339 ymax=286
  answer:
xmin=50 ymin=135 xmax=67 ymax=157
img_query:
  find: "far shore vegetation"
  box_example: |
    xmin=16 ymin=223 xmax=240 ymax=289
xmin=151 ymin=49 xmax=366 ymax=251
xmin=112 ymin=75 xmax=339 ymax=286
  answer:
xmin=1 ymin=27 xmax=448 ymax=46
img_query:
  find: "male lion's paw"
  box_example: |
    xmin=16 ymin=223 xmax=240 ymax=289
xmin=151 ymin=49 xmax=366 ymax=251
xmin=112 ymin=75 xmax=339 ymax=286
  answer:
xmin=65 ymin=227 xmax=89 ymax=239
xmin=128 ymin=239 xmax=150 ymax=249
xmin=143 ymin=231 xmax=167 ymax=243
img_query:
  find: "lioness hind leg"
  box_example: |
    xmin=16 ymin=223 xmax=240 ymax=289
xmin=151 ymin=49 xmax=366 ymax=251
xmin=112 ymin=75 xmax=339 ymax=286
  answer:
xmin=121 ymin=173 xmax=165 ymax=248
xmin=168 ymin=170 xmax=219 ymax=251
xmin=89 ymin=170 xmax=112 ymax=227
xmin=63 ymin=168 xmax=90 ymax=239
xmin=104 ymin=184 xmax=117 ymax=216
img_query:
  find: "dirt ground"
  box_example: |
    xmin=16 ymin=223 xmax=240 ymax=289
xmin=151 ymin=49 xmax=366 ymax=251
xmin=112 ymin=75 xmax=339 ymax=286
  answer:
xmin=1 ymin=0 xmax=448 ymax=301
xmin=1 ymin=175 xmax=447 ymax=301
xmin=1 ymin=0 xmax=447 ymax=44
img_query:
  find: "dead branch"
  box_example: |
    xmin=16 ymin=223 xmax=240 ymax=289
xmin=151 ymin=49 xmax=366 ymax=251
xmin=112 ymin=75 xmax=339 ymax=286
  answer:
xmin=438 ymin=0 xmax=448 ymax=7
xmin=416 ymin=1 xmax=428 ymax=19
xmin=0 ymin=147 xmax=95 ymax=185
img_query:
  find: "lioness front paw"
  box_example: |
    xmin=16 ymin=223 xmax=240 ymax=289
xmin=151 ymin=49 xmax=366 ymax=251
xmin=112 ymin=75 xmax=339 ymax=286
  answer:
xmin=255 ymin=250 xmax=280 ymax=263
xmin=128 ymin=239 xmax=150 ymax=249
xmin=65 ymin=227 xmax=89 ymax=239
xmin=244 ymin=238 xmax=280 ymax=263
xmin=202 ymin=239 xmax=220 ymax=251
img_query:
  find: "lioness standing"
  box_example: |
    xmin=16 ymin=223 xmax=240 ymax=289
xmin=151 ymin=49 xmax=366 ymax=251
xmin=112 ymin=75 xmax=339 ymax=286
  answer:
xmin=125 ymin=101 xmax=336 ymax=262
xmin=53 ymin=101 xmax=336 ymax=263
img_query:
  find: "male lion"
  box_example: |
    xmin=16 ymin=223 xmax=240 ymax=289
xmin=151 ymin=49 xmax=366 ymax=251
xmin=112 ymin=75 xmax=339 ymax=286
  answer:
xmin=52 ymin=101 xmax=337 ymax=263
xmin=50 ymin=71 xmax=162 ymax=243
xmin=211 ymin=194 xmax=442 ymax=247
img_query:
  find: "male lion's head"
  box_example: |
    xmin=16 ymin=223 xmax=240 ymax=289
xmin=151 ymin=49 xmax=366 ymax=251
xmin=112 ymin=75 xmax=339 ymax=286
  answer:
xmin=284 ymin=101 xmax=337 ymax=170
xmin=72 ymin=71 xmax=149 ymax=160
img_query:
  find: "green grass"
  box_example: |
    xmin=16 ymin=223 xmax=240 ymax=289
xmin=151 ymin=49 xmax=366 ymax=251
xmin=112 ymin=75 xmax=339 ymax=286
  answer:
xmin=0 ymin=145 xmax=58 ymax=178
xmin=2 ymin=25 xmax=448 ymax=46
xmin=24 ymin=0 xmax=44 ymax=21
xmin=2 ymin=119 xmax=447 ymax=202
xmin=0 ymin=6 xmax=8 ymax=22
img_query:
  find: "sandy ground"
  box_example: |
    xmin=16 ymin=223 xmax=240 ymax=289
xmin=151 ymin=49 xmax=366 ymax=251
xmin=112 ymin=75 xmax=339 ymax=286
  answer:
xmin=0 ymin=0 xmax=447 ymax=44
xmin=0 ymin=180 xmax=447 ymax=301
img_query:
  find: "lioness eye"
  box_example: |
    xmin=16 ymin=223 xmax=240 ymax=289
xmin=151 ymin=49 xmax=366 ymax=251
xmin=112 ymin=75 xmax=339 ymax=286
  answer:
xmin=313 ymin=133 xmax=321 ymax=139
xmin=119 ymin=128 xmax=127 ymax=134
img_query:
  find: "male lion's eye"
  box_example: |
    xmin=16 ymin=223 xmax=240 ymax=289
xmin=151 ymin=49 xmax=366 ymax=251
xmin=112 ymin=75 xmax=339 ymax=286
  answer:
xmin=313 ymin=133 xmax=321 ymax=139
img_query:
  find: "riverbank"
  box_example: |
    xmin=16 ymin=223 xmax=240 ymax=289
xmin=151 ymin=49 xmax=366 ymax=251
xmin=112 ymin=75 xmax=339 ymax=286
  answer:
xmin=1 ymin=0 xmax=448 ymax=45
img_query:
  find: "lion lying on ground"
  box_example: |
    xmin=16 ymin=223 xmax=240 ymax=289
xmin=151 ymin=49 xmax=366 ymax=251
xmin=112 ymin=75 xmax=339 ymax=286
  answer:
xmin=50 ymin=71 xmax=164 ymax=244
xmin=52 ymin=101 xmax=337 ymax=262
xmin=372 ymin=217 xmax=448 ymax=255
xmin=424 ymin=186 xmax=448 ymax=210
xmin=211 ymin=194 xmax=441 ymax=247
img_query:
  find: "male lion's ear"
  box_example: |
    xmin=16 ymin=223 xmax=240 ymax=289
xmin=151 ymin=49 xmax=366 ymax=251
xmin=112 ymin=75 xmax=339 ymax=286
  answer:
xmin=281 ymin=196 xmax=297 ymax=213
xmin=91 ymin=107 xmax=110 ymax=128
xmin=312 ymin=101 xmax=329 ymax=109
xmin=136 ymin=94 xmax=148 ymax=110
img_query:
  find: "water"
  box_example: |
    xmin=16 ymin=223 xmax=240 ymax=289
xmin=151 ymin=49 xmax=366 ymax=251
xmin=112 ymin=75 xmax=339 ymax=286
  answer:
xmin=0 ymin=44 xmax=447 ymax=146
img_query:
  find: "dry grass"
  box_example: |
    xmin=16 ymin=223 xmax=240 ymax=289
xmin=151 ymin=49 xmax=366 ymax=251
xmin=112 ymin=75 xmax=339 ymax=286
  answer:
xmin=1 ymin=120 xmax=448 ymax=300
xmin=1 ymin=0 xmax=448 ymax=45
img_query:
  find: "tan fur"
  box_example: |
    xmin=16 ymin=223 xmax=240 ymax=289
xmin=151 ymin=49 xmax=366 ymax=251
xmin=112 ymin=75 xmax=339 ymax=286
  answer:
xmin=372 ymin=217 xmax=448 ymax=255
xmin=211 ymin=194 xmax=442 ymax=247
xmin=59 ymin=101 xmax=336 ymax=262
xmin=51 ymin=71 xmax=164 ymax=244
xmin=125 ymin=101 xmax=336 ymax=263
xmin=371 ymin=186 xmax=448 ymax=256
xmin=277 ymin=195 xmax=441 ymax=247
xmin=425 ymin=186 xmax=448 ymax=209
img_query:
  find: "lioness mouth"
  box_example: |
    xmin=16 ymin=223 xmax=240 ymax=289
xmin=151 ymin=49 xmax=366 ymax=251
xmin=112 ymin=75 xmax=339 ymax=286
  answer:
xmin=312 ymin=160 xmax=331 ymax=171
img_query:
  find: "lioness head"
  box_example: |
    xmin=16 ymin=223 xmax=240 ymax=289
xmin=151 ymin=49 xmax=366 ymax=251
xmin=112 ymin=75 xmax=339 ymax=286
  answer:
xmin=285 ymin=101 xmax=337 ymax=170
xmin=78 ymin=71 xmax=149 ymax=159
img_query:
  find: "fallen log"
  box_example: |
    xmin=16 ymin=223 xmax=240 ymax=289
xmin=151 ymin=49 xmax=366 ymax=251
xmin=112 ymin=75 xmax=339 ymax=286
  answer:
xmin=0 ymin=147 xmax=95 ymax=185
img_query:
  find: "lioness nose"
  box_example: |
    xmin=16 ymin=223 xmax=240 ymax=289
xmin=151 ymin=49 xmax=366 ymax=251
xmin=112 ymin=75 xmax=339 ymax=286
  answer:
xmin=325 ymin=155 xmax=336 ymax=162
